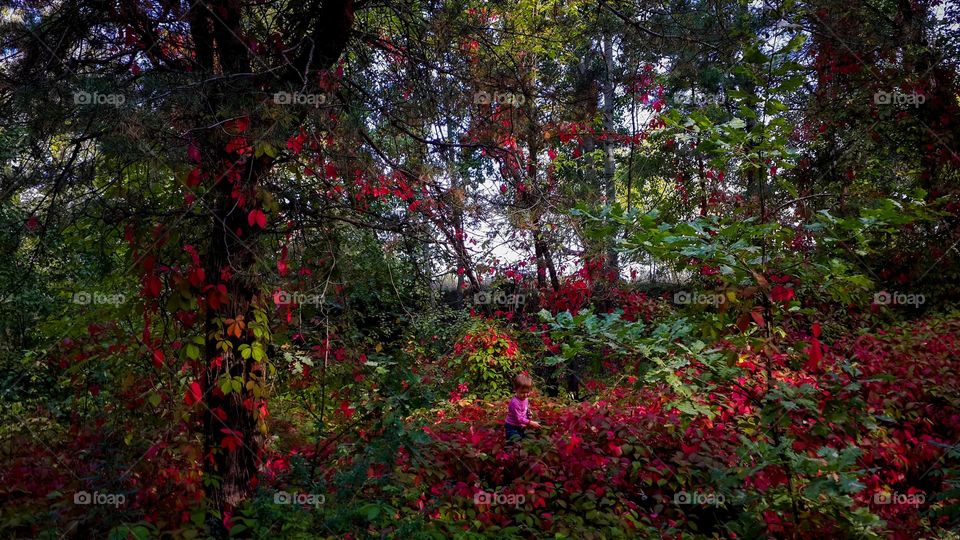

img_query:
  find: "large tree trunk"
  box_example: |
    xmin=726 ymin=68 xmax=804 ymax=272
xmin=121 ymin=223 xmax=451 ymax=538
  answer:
xmin=186 ymin=0 xmax=261 ymax=515
xmin=201 ymin=158 xmax=270 ymax=511
xmin=185 ymin=0 xmax=355 ymax=518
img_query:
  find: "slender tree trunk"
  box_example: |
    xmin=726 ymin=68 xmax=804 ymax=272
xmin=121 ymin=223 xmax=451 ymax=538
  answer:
xmin=523 ymin=95 xmax=560 ymax=292
xmin=601 ymin=31 xmax=619 ymax=279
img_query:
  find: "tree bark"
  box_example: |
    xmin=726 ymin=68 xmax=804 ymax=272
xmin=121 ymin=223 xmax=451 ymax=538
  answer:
xmin=185 ymin=0 xmax=355 ymax=517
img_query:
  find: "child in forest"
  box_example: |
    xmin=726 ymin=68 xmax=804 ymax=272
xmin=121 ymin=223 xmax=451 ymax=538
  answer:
xmin=504 ymin=373 xmax=541 ymax=441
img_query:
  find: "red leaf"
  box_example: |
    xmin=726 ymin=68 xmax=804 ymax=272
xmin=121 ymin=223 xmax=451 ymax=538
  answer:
xmin=220 ymin=428 xmax=243 ymax=452
xmin=205 ymin=283 xmax=228 ymax=311
xmin=143 ymin=274 xmax=162 ymax=298
xmin=152 ymin=349 xmax=165 ymax=368
xmin=211 ymin=407 xmax=228 ymax=421
xmin=185 ymin=381 xmax=202 ymax=406
xmin=187 ymin=143 xmax=202 ymax=163
xmin=338 ymin=400 xmax=355 ymax=419
xmin=750 ymin=308 xmax=765 ymax=327
xmin=805 ymin=336 xmax=823 ymax=370
xmin=227 ymin=117 xmax=249 ymax=134
xmin=286 ymin=133 xmax=306 ymax=154
xmin=770 ymin=284 xmax=794 ymax=303
xmin=186 ymin=168 xmax=202 ymax=187
xmin=247 ymin=209 xmax=267 ymax=229
xmin=225 ymin=136 xmax=250 ymax=155
xmin=188 ymin=267 xmax=206 ymax=288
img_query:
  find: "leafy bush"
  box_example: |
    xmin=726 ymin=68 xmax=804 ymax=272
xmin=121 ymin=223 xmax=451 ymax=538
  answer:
xmin=446 ymin=320 xmax=527 ymax=398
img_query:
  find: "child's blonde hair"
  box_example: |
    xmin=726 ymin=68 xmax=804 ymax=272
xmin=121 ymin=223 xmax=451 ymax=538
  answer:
xmin=513 ymin=373 xmax=533 ymax=391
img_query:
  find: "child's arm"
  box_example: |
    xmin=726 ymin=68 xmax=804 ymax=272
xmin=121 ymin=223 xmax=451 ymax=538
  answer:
xmin=525 ymin=401 xmax=541 ymax=429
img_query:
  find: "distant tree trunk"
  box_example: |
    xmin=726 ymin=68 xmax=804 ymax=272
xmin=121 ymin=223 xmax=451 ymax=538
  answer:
xmin=575 ymin=52 xmax=604 ymax=287
xmin=524 ymin=110 xmax=560 ymax=292
xmin=446 ymin=117 xmax=468 ymax=303
xmin=601 ymin=31 xmax=619 ymax=280
xmin=896 ymin=0 xmax=960 ymax=191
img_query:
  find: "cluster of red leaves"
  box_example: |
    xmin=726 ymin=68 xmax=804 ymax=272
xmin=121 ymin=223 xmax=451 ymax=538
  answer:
xmin=816 ymin=319 xmax=960 ymax=534
xmin=451 ymin=326 xmax=519 ymax=359
xmin=2 ymin=423 xmax=203 ymax=534
xmin=379 ymin=317 xmax=959 ymax=537
xmin=409 ymin=388 xmax=743 ymax=535
xmin=538 ymin=263 xmax=662 ymax=322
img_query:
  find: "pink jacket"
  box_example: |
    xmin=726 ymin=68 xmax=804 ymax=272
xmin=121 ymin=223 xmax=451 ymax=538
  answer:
xmin=504 ymin=396 xmax=530 ymax=426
